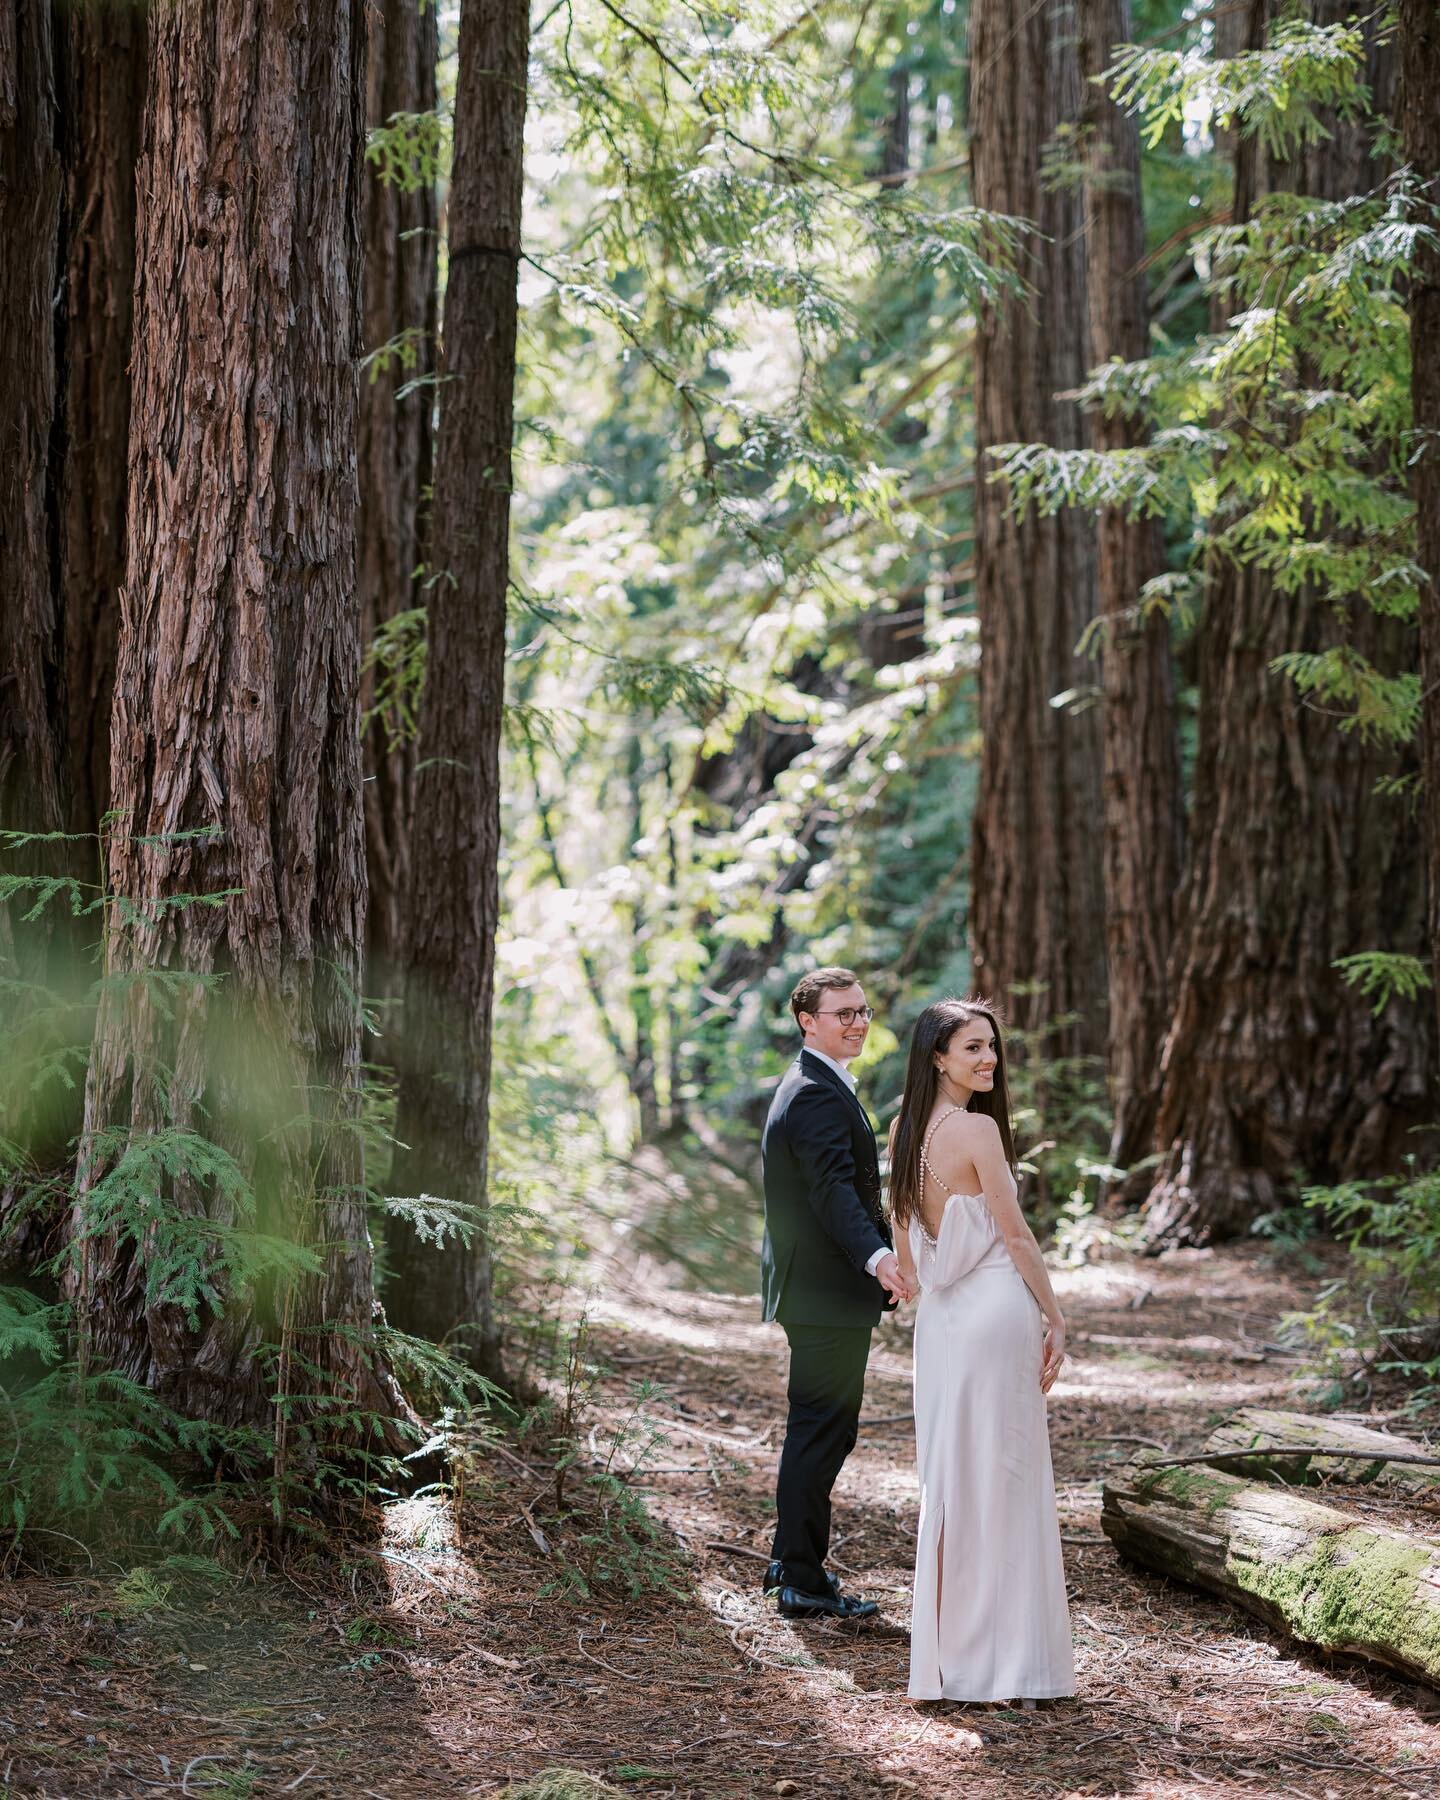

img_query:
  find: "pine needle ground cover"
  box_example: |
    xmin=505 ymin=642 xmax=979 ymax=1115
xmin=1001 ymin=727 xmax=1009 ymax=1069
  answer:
xmin=4 ymin=1212 xmax=1440 ymax=1798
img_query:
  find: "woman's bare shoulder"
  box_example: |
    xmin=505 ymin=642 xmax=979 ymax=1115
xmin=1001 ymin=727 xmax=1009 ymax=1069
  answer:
xmin=934 ymin=1106 xmax=1002 ymax=1145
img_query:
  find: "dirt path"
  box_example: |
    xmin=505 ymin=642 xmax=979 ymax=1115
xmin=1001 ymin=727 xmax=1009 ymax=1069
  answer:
xmin=5 ymin=1239 xmax=1440 ymax=1797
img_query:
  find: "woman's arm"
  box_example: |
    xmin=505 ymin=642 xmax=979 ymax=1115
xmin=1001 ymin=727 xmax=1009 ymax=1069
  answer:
xmin=970 ymin=1117 xmax=1067 ymax=1391
xmin=894 ymin=1220 xmax=919 ymax=1297
xmin=886 ymin=1119 xmax=920 ymax=1298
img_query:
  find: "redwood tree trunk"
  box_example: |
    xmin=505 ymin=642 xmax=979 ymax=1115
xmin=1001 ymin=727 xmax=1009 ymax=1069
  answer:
xmin=60 ymin=0 xmax=146 ymax=852
xmin=70 ymin=0 xmax=406 ymax=1450
xmin=1144 ymin=3 xmax=1429 ymax=1246
xmin=1404 ymin=0 xmax=1440 ymax=1057
xmin=0 ymin=0 xmax=71 ymax=1256
xmin=967 ymin=0 xmax=1107 ymax=1059
xmin=626 ymin=732 xmax=660 ymax=1140
xmin=879 ymin=63 xmax=910 ymax=182
xmin=358 ymin=0 xmax=437 ymax=991
xmin=1078 ymin=0 xmax=1183 ymax=1176
xmin=387 ymin=0 xmax=529 ymax=1374
xmin=0 ymin=0 xmax=66 ymax=873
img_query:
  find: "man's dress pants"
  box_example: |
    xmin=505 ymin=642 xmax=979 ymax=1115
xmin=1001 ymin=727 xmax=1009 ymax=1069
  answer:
xmin=771 ymin=1321 xmax=872 ymax=1595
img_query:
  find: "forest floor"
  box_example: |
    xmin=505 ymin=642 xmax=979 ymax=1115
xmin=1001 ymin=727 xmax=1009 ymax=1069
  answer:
xmin=4 ymin=1158 xmax=1440 ymax=1799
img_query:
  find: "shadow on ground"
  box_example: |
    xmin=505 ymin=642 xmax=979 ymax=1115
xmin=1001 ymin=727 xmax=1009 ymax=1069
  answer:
xmin=5 ymin=1184 xmax=1440 ymax=1796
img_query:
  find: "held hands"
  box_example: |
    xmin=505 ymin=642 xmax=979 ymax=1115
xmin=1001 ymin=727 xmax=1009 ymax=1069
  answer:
xmin=1040 ymin=1317 xmax=1067 ymax=1393
xmin=875 ymin=1252 xmax=916 ymax=1305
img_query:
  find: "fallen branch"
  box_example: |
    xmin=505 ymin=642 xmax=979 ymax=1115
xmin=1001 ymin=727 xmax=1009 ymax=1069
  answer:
xmin=358 ymin=1546 xmax=456 ymax=1593
xmin=1146 ymin=1446 xmax=1440 ymax=1474
xmin=487 ymin=1440 xmax=553 ymax=1479
xmin=577 ymin=1630 xmax=644 ymax=1682
xmin=1199 ymin=1409 xmax=1440 ymax=1494
xmin=518 ymin=1498 xmax=551 ymax=1556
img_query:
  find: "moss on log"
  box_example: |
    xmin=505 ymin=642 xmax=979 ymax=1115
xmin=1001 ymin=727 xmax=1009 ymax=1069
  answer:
xmin=1204 ymin=1409 xmax=1440 ymax=1495
xmin=1102 ymin=1461 xmax=1440 ymax=1687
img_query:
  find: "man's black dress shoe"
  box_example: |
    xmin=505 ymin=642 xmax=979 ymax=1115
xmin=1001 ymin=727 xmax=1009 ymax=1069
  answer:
xmin=777 ymin=1584 xmax=879 ymax=1620
xmin=764 ymin=1564 xmax=852 ymax=1602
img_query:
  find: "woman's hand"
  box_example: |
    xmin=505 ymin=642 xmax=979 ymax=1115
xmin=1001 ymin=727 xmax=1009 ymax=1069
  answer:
xmin=1040 ymin=1317 xmax=1066 ymax=1393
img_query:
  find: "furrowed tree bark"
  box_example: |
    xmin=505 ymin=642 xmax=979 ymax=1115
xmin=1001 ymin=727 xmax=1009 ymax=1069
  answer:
xmin=359 ymin=0 xmax=437 ymax=992
xmin=1404 ymin=0 xmax=1440 ymax=1055
xmin=1144 ymin=2 xmax=1429 ymax=1246
xmin=626 ymin=731 xmax=660 ymax=1140
xmin=1077 ymin=0 xmax=1182 ymax=1179
xmin=0 ymin=0 xmax=74 ymax=1266
xmin=70 ymin=0 xmax=409 ymax=1453
xmin=879 ymin=62 xmax=910 ymax=183
xmin=967 ymin=0 xmax=1107 ymax=1061
xmin=60 ymin=0 xmax=146 ymax=852
xmin=1102 ymin=1460 xmax=1440 ymax=1687
xmin=387 ymin=0 xmax=529 ymax=1376
xmin=0 ymin=0 xmax=66 ymax=891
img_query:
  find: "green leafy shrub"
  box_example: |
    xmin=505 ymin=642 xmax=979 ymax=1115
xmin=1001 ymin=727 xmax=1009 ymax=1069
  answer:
xmin=508 ymin=1320 xmax=689 ymax=1601
xmin=1292 ymin=1160 xmax=1440 ymax=1413
xmin=0 ymin=828 xmax=495 ymax=1560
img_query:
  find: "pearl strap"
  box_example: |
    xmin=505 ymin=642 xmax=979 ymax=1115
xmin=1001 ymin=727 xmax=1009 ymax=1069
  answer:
xmin=919 ymin=1102 xmax=963 ymax=1194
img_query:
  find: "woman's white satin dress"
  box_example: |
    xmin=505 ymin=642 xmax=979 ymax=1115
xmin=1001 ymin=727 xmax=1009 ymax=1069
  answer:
xmin=906 ymin=1169 xmax=1075 ymax=1701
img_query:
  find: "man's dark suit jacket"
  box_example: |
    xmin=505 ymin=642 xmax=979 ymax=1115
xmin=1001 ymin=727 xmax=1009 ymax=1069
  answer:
xmin=760 ymin=1049 xmax=895 ymax=1327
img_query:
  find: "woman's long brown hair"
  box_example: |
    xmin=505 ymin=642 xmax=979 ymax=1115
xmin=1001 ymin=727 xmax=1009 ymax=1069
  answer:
xmin=888 ymin=998 xmax=1016 ymax=1230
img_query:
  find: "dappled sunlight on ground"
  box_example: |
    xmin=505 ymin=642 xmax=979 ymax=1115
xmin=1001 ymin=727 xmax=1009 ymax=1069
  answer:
xmin=4 ymin=1211 xmax=1437 ymax=1794
xmin=552 ymin=1233 xmax=1440 ymax=1797
xmin=586 ymin=1281 xmax=773 ymax=1360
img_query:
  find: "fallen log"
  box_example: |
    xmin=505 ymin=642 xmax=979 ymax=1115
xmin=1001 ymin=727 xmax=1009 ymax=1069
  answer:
xmin=1101 ymin=1461 xmax=1440 ymax=1687
xmin=1203 ymin=1408 xmax=1440 ymax=1495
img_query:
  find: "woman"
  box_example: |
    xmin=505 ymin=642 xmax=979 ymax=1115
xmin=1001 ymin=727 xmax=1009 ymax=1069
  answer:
xmin=889 ymin=997 xmax=1074 ymax=1704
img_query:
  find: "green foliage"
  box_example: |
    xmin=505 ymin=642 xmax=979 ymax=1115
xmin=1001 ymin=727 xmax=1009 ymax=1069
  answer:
xmin=494 ymin=1773 xmax=626 ymax=1800
xmin=547 ymin=1468 xmax=682 ymax=1600
xmin=501 ymin=1319 xmax=689 ymax=1601
xmin=361 ymin=328 xmax=435 ymax=396
xmin=1051 ymin=1177 xmax=1147 ymax=1267
xmin=1107 ymin=17 xmax=1369 ymax=156
xmin=0 ymin=836 xmax=497 ymax=1557
xmin=361 ymin=605 xmax=427 ymax=752
xmin=0 ymin=1287 xmax=66 ymax=1363
xmin=990 ymin=146 xmax=1431 ymax=749
xmin=1293 ymin=1160 xmax=1440 ymax=1411
xmin=1269 ymin=648 xmax=1418 ymax=744
xmin=112 ymin=1554 xmax=235 ymax=1617
xmin=1333 ymin=951 xmax=1432 ymax=1014
xmin=1000 ymin=1006 xmax=1115 ymax=1222
xmin=64 ymin=1127 xmax=322 ymax=1327
xmin=488 ymin=1 xmax=1027 ymax=1149
xmin=0 ymin=1306 xmax=255 ymax=1546
xmin=380 ymin=1189 xmax=489 ymax=1252
xmin=365 ymin=107 xmax=449 ymax=192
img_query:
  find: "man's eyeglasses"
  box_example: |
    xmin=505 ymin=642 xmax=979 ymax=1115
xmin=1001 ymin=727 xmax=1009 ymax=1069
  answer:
xmin=813 ymin=1006 xmax=875 ymax=1026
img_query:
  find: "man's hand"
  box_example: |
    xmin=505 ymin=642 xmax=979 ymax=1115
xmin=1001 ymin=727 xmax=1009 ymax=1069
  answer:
xmin=874 ymin=1252 xmax=913 ymax=1305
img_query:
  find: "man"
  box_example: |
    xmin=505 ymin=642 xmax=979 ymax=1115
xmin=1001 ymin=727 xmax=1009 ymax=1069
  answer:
xmin=760 ymin=966 xmax=911 ymax=1620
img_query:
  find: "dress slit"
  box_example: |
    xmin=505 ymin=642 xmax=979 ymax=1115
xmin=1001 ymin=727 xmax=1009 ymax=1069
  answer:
xmin=907 ymin=1167 xmax=1074 ymax=1702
